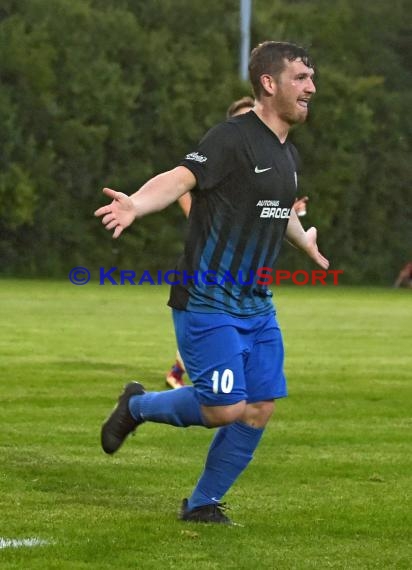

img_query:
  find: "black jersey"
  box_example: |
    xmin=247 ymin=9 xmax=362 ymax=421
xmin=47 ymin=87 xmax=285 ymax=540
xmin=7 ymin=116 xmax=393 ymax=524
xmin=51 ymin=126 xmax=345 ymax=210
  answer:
xmin=168 ymin=111 xmax=299 ymax=316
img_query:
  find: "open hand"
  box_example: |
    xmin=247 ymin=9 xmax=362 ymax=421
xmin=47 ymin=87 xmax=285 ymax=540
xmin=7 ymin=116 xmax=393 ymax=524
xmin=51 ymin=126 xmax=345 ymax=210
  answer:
xmin=94 ymin=188 xmax=136 ymax=239
xmin=305 ymin=227 xmax=329 ymax=269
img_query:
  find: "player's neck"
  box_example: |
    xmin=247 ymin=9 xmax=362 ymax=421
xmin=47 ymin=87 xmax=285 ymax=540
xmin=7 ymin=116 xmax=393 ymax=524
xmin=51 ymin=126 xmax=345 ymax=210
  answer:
xmin=252 ymin=104 xmax=290 ymax=143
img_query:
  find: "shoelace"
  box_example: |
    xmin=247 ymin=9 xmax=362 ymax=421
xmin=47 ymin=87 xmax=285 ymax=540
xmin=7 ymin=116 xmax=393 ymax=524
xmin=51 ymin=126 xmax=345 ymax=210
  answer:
xmin=212 ymin=502 xmax=244 ymax=527
xmin=212 ymin=502 xmax=229 ymax=516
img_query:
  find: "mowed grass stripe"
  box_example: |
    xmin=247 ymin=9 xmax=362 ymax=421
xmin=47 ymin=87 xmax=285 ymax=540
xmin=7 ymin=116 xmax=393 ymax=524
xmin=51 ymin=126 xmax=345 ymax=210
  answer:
xmin=0 ymin=280 xmax=410 ymax=569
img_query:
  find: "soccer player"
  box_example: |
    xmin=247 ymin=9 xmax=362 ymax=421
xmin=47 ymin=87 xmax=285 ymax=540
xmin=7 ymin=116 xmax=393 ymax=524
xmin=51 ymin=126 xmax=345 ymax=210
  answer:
xmin=166 ymin=96 xmax=256 ymax=389
xmin=166 ymin=94 xmax=309 ymax=388
xmin=95 ymin=41 xmax=329 ymax=524
xmin=393 ymin=261 xmax=412 ymax=288
xmin=226 ymin=95 xmax=255 ymax=118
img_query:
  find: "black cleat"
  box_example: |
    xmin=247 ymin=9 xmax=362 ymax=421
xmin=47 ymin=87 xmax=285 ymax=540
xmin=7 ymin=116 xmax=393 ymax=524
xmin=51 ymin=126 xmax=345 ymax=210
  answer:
xmin=101 ymin=381 xmax=145 ymax=454
xmin=179 ymin=498 xmax=232 ymax=525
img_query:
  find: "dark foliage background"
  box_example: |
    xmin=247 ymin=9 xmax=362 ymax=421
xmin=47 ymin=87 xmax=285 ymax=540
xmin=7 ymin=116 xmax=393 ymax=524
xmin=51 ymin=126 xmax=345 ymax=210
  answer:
xmin=0 ymin=0 xmax=410 ymax=283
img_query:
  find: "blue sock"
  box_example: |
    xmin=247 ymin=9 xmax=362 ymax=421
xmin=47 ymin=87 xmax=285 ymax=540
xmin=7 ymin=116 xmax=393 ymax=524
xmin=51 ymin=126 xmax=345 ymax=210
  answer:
xmin=128 ymin=386 xmax=207 ymax=427
xmin=187 ymin=421 xmax=264 ymax=510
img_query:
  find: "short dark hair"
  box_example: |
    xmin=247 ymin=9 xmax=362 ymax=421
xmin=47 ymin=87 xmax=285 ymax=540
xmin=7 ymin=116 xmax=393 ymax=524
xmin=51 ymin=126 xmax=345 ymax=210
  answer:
xmin=249 ymin=41 xmax=314 ymax=98
xmin=226 ymin=96 xmax=254 ymax=118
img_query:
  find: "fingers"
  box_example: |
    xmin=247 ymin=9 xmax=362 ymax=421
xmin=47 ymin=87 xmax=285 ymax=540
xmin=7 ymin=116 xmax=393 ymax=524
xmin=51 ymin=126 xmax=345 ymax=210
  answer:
xmin=102 ymin=187 xmax=118 ymax=199
xmin=113 ymin=225 xmax=123 ymax=239
xmin=102 ymin=213 xmax=115 ymax=225
xmin=316 ymin=253 xmax=330 ymax=270
xmin=305 ymin=226 xmax=330 ymax=269
xmin=94 ymin=204 xmax=112 ymax=217
xmin=97 ymin=204 xmax=120 ymax=234
xmin=103 ymin=217 xmax=124 ymax=239
xmin=94 ymin=188 xmax=120 ymax=217
xmin=95 ymin=187 xmax=128 ymax=239
xmin=105 ymin=219 xmax=118 ymax=231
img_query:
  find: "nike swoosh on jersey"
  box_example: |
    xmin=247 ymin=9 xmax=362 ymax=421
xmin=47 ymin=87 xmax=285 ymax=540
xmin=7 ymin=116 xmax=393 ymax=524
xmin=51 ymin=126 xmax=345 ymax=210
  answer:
xmin=254 ymin=166 xmax=272 ymax=173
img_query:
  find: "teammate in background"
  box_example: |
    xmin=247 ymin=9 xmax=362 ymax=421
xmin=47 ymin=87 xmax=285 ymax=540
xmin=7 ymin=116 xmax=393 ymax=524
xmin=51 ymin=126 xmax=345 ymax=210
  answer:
xmin=393 ymin=261 xmax=412 ymax=288
xmin=226 ymin=95 xmax=255 ymax=118
xmin=166 ymin=95 xmax=309 ymax=389
xmin=96 ymin=41 xmax=329 ymax=524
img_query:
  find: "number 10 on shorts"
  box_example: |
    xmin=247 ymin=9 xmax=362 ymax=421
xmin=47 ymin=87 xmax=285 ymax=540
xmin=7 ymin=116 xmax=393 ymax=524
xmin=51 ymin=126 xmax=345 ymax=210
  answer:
xmin=212 ymin=369 xmax=234 ymax=394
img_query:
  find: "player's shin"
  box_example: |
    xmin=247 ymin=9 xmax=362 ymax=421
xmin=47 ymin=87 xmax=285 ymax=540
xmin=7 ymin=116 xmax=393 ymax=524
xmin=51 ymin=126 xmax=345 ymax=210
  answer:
xmin=187 ymin=421 xmax=264 ymax=510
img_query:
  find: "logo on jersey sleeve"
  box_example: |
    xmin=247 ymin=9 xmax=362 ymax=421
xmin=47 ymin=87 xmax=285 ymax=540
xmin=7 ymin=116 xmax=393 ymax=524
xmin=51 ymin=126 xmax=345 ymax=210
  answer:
xmin=185 ymin=152 xmax=208 ymax=163
xmin=256 ymin=200 xmax=291 ymax=219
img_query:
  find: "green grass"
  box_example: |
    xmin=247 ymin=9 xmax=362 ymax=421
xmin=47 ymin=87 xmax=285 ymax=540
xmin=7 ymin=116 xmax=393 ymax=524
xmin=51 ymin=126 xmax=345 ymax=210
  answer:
xmin=0 ymin=280 xmax=411 ymax=569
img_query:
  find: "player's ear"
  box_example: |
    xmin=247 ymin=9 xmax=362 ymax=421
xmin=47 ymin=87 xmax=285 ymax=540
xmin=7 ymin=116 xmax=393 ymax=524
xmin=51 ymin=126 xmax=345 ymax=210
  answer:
xmin=260 ymin=74 xmax=277 ymax=96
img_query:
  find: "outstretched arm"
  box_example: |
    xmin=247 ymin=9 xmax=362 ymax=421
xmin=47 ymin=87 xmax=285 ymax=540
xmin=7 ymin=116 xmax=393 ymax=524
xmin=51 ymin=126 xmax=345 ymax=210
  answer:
xmin=94 ymin=166 xmax=196 ymax=238
xmin=285 ymin=208 xmax=329 ymax=269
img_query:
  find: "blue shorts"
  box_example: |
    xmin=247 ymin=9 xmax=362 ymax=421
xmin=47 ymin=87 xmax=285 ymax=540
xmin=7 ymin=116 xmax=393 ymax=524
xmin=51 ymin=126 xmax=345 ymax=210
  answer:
xmin=172 ymin=309 xmax=287 ymax=407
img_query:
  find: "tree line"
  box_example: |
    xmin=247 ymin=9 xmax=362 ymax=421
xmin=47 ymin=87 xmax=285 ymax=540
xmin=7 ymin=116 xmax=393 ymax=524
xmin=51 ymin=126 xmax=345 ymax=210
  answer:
xmin=0 ymin=0 xmax=410 ymax=284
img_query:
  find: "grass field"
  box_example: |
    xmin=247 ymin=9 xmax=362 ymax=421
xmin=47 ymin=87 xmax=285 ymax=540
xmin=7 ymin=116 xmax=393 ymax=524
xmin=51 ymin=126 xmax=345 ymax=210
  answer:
xmin=0 ymin=280 xmax=411 ymax=569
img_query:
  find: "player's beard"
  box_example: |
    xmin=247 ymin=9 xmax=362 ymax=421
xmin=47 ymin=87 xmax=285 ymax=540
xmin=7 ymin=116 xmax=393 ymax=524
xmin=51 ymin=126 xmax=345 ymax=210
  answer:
xmin=274 ymin=88 xmax=309 ymax=125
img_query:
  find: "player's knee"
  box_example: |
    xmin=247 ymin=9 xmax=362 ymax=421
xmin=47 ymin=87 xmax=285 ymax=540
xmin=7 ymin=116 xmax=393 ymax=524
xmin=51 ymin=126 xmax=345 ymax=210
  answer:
xmin=241 ymin=400 xmax=275 ymax=428
xmin=201 ymin=400 xmax=246 ymax=427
